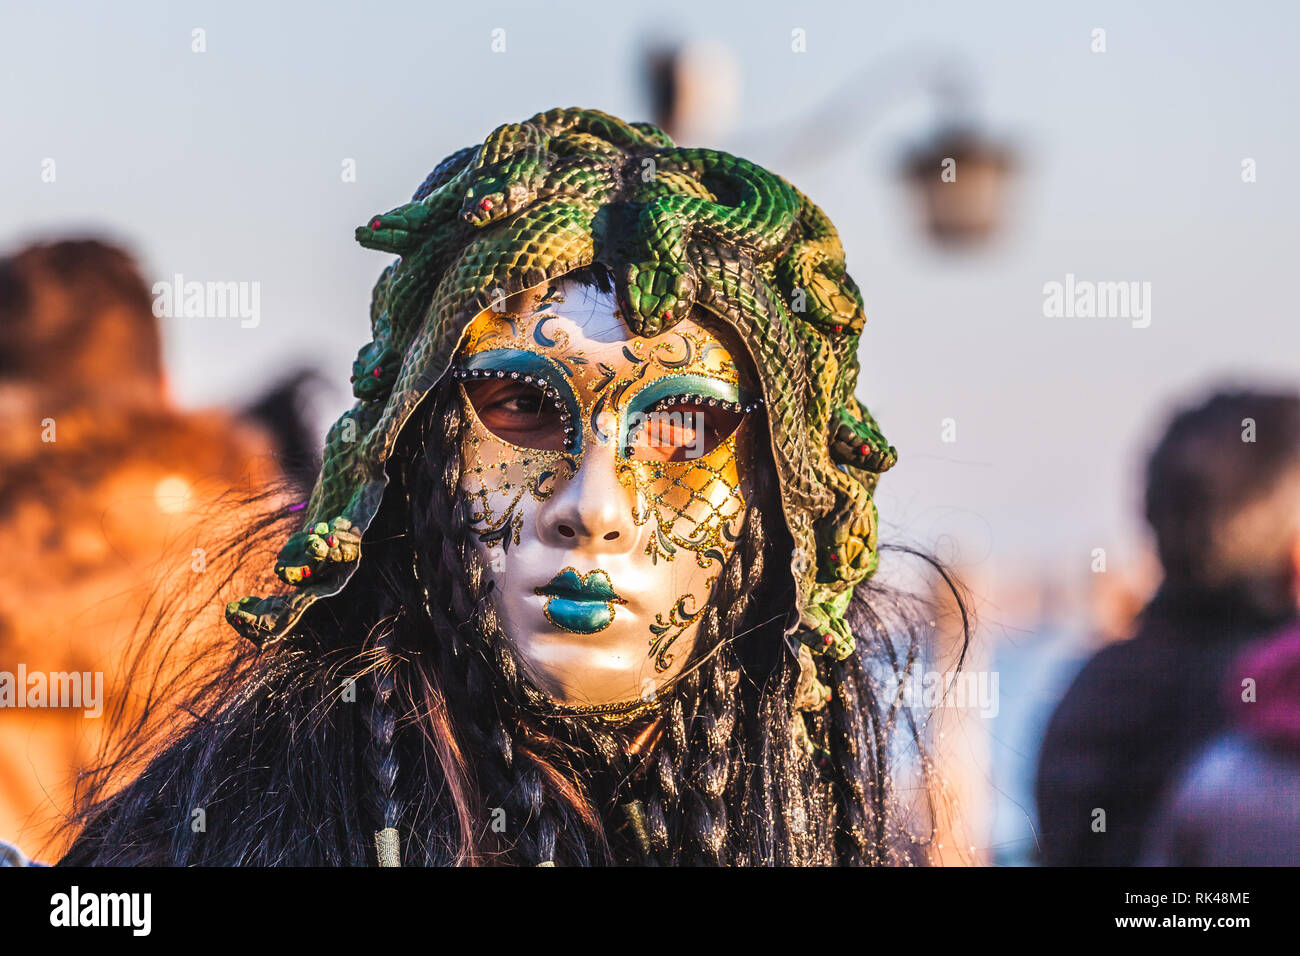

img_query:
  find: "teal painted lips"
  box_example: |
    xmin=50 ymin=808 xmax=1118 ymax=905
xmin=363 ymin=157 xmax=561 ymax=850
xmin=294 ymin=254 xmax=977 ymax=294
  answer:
xmin=535 ymin=569 xmax=627 ymax=634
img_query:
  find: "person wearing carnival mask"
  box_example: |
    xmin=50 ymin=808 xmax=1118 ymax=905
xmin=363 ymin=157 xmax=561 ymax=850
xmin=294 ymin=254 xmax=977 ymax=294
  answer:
xmin=60 ymin=108 xmax=957 ymax=867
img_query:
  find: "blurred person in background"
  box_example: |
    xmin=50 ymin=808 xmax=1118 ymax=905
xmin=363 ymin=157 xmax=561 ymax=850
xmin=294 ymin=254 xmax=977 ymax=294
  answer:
xmin=0 ymin=238 xmax=291 ymax=859
xmin=1035 ymin=389 xmax=1300 ymax=866
xmin=1140 ymin=624 xmax=1300 ymax=865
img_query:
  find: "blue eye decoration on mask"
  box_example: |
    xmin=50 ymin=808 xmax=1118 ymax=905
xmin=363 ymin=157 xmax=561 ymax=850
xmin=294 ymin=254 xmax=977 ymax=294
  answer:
xmin=456 ymin=348 xmax=583 ymax=454
xmin=619 ymin=374 xmax=757 ymax=458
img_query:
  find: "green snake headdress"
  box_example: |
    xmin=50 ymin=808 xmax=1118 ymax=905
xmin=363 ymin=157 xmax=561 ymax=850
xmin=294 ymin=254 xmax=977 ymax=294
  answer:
xmin=226 ymin=107 xmax=896 ymax=660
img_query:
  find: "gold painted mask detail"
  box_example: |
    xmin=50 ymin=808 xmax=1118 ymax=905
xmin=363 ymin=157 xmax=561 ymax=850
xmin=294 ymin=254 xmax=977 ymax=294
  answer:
xmin=453 ymin=279 xmax=761 ymax=705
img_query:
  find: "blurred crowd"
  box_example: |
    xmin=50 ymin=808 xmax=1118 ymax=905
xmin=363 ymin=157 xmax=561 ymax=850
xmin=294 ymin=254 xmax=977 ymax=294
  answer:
xmin=1034 ymin=389 xmax=1300 ymax=865
xmin=0 ymin=239 xmax=318 ymax=857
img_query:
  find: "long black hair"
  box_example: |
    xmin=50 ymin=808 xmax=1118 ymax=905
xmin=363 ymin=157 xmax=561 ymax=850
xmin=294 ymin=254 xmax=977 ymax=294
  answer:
xmin=60 ymin=338 xmax=964 ymax=868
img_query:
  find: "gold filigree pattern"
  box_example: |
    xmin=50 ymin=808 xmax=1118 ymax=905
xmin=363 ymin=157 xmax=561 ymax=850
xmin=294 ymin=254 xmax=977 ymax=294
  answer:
xmin=620 ymin=433 xmax=746 ymax=569
xmin=459 ymin=390 xmax=579 ymax=552
xmin=457 ymin=294 xmax=753 ymax=571
xmin=648 ymin=589 xmax=710 ymax=671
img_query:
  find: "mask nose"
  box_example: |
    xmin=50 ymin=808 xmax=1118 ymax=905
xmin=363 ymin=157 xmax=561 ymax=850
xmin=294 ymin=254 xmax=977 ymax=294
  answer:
xmin=535 ymin=442 xmax=638 ymax=552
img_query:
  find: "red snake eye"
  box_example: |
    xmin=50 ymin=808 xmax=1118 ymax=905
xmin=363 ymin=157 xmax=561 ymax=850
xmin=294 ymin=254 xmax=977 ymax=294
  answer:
xmin=479 ymin=198 xmax=493 ymax=212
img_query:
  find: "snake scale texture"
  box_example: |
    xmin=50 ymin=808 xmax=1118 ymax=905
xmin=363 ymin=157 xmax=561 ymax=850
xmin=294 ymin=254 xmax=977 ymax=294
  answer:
xmin=226 ymin=107 xmax=896 ymax=660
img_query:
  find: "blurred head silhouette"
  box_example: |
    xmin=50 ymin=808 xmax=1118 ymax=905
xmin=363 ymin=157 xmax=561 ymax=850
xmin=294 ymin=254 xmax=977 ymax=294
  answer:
xmin=1145 ymin=388 xmax=1300 ymax=618
xmin=0 ymin=238 xmax=287 ymax=858
xmin=0 ymin=238 xmax=163 ymax=405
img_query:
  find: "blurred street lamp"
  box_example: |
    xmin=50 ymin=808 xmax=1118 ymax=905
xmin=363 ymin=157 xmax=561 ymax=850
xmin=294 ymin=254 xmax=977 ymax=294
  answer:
xmin=900 ymin=125 xmax=1016 ymax=247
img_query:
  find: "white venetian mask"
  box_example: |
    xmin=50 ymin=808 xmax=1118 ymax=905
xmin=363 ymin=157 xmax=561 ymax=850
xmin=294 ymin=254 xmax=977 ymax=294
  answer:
xmin=453 ymin=277 xmax=761 ymax=712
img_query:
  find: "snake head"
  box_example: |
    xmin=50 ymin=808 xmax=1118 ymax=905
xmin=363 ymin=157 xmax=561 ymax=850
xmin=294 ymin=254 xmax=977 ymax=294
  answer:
xmin=776 ymin=249 xmax=864 ymax=336
xmin=460 ymin=180 xmax=508 ymax=225
xmin=815 ymin=513 xmax=871 ymax=586
xmin=619 ymin=260 xmax=698 ymax=336
xmin=274 ymin=518 xmax=362 ymax=586
xmin=460 ymin=175 xmax=534 ymax=226
xmin=356 ymin=201 xmax=440 ymax=253
xmin=799 ymin=604 xmax=856 ymax=660
xmin=829 ymin=405 xmax=897 ymax=473
xmin=350 ymin=338 xmax=400 ymax=402
xmin=225 ymin=594 xmax=291 ymax=646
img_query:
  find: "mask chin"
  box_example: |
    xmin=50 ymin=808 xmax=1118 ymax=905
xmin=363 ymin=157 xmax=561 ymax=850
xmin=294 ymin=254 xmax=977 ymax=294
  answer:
xmin=513 ymin=644 xmax=693 ymax=725
xmin=494 ymin=601 xmax=705 ymax=712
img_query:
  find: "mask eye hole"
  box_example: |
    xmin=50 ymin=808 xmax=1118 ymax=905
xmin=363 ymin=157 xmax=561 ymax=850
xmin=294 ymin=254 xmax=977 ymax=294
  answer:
xmin=463 ymin=378 xmax=568 ymax=451
xmin=625 ymin=398 xmax=744 ymax=463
